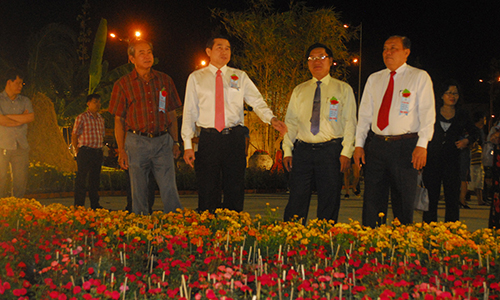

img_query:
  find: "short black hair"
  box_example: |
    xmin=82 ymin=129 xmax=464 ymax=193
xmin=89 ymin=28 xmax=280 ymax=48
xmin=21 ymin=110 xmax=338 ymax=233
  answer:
xmin=206 ymin=35 xmax=230 ymax=49
xmin=87 ymin=93 xmax=101 ymax=103
xmin=4 ymin=68 xmax=25 ymax=85
xmin=388 ymin=35 xmax=411 ymax=50
xmin=305 ymin=43 xmax=333 ymax=61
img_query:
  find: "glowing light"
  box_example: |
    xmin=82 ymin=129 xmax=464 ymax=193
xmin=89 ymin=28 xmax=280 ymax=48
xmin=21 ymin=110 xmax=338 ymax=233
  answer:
xmin=479 ymin=79 xmax=483 ymax=83
xmin=333 ymin=62 xmax=337 ymax=66
xmin=353 ymin=58 xmax=358 ymax=64
xmin=344 ymin=24 xmax=349 ymax=28
xmin=201 ymin=60 xmax=207 ymax=66
xmin=135 ymin=31 xmax=141 ymax=37
xmin=110 ymin=33 xmax=116 ymax=38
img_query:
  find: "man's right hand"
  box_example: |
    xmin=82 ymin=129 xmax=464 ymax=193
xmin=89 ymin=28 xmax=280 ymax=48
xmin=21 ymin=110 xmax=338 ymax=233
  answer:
xmin=353 ymin=147 xmax=365 ymax=167
xmin=283 ymin=156 xmax=292 ymax=172
xmin=184 ymin=149 xmax=195 ymax=168
xmin=118 ymin=149 xmax=129 ymax=170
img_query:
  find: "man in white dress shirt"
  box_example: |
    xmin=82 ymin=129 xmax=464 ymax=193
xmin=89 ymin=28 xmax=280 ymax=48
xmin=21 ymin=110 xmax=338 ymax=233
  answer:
xmin=353 ymin=36 xmax=435 ymax=227
xmin=282 ymin=43 xmax=357 ymax=224
xmin=181 ymin=36 xmax=287 ymax=213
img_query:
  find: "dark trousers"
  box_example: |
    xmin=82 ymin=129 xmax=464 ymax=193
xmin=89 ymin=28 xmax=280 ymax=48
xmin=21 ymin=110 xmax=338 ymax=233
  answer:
xmin=362 ymin=136 xmax=418 ymax=227
xmin=422 ymin=157 xmax=460 ymax=222
xmin=195 ymin=126 xmax=246 ymax=212
xmin=74 ymin=147 xmax=103 ymax=208
xmin=284 ymin=139 xmax=343 ymax=224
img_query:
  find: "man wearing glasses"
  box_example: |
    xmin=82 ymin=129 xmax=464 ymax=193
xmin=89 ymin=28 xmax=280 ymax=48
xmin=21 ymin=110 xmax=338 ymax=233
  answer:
xmin=282 ymin=43 xmax=357 ymax=224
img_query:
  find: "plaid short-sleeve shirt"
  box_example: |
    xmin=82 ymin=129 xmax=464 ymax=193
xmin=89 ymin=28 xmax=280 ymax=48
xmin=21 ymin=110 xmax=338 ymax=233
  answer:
xmin=108 ymin=69 xmax=182 ymax=134
xmin=72 ymin=111 xmax=105 ymax=149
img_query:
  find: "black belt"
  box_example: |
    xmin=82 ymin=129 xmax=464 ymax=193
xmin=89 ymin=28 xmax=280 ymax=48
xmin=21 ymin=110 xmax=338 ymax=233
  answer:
xmin=297 ymin=138 xmax=342 ymax=149
xmin=80 ymin=146 xmax=102 ymax=152
xmin=128 ymin=130 xmax=168 ymax=138
xmin=201 ymin=126 xmax=241 ymax=135
xmin=374 ymin=132 xmax=418 ymax=142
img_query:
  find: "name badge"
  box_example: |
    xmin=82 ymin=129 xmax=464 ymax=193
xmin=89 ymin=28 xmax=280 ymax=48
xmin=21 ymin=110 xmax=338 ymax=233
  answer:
xmin=159 ymin=88 xmax=166 ymax=113
xmin=230 ymin=74 xmax=239 ymax=90
xmin=399 ymin=89 xmax=411 ymax=115
xmin=329 ymin=97 xmax=339 ymax=122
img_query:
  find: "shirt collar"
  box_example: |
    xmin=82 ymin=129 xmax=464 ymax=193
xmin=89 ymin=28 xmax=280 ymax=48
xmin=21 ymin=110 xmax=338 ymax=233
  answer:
xmin=84 ymin=110 xmax=101 ymax=119
xmin=389 ymin=63 xmax=407 ymax=76
xmin=311 ymin=74 xmax=332 ymax=85
xmin=0 ymin=90 xmax=19 ymax=101
xmin=208 ymin=63 xmax=228 ymax=75
xmin=130 ymin=68 xmax=157 ymax=81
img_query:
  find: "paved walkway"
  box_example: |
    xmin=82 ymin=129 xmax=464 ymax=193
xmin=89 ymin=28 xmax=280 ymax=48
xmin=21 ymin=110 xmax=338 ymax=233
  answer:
xmin=35 ymin=192 xmax=492 ymax=232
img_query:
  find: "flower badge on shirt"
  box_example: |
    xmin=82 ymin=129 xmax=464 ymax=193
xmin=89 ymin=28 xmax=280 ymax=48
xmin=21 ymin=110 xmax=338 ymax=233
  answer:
xmin=159 ymin=87 xmax=167 ymax=113
xmin=329 ymin=97 xmax=339 ymax=122
xmin=399 ymin=88 xmax=411 ymax=116
xmin=230 ymin=74 xmax=239 ymax=90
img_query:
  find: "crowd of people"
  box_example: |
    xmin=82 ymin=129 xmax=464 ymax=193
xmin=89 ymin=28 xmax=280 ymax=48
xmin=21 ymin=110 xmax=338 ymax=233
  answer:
xmin=1 ymin=34 xmax=499 ymax=229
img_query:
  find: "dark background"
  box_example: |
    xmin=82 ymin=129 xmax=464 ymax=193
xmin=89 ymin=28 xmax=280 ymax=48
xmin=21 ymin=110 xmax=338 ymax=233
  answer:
xmin=2 ymin=0 xmax=499 ymax=108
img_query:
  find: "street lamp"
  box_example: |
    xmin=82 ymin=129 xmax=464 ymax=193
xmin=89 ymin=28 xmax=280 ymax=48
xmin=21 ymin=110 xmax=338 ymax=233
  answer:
xmin=109 ymin=31 xmax=142 ymax=43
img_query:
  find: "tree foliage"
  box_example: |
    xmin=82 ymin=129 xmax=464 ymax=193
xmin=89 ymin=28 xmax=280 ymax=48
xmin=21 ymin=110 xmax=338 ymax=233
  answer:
xmin=212 ymin=0 xmax=357 ymax=155
xmin=88 ymin=18 xmax=107 ymax=94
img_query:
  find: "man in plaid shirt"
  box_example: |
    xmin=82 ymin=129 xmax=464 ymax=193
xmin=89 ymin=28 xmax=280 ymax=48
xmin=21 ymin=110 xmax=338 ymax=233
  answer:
xmin=72 ymin=94 xmax=105 ymax=209
xmin=109 ymin=39 xmax=183 ymax=215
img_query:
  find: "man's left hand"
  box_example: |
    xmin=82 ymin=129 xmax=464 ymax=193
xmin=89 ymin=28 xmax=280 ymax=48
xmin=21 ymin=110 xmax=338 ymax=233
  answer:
xmin=173 ymin=144 xmax=181 ymax=159
xmin=271 ymin=117 xmax=288 ymax=136
xmin=412 ymin=146 xmax=427 ymax=170
xmin=340 ymin=155 xmax=351 ymax=173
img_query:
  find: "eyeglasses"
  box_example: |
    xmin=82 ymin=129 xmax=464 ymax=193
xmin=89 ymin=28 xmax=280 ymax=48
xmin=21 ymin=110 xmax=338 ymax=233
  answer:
xmin=308 ymin=55 xmax=329 ymax=61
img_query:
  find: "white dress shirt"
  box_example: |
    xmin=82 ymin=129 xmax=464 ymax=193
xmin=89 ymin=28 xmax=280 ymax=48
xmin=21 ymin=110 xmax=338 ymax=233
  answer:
xmin=355 ymin=63 xmax=435 ymax=148
xmin=283 ymin=74 xmax=357 ymax=158
xmin=181 ymin=64 xmax=275 ymax=150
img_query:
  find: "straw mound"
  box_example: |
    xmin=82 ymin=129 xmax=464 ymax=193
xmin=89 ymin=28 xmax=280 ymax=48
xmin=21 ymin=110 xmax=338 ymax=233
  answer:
xmin=27 ymin=92 xmax=77 ymax=173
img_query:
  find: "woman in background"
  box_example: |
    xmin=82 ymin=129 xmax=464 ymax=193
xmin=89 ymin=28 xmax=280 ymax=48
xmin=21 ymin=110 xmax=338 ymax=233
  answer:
xmin=422 ymin=79 xmax=478 ymax=223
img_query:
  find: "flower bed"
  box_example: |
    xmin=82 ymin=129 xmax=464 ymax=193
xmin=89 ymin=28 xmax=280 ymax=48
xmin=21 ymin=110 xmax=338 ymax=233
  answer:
xmin=1 ymin=198 xmax=500 ymax=300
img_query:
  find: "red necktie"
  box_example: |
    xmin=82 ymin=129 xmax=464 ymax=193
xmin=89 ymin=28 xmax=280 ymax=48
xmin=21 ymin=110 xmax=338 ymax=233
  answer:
xmin=215 ymin=70 xmax=225 ymax=132
xmin=377 ymin=71 xmax=396 ymax=131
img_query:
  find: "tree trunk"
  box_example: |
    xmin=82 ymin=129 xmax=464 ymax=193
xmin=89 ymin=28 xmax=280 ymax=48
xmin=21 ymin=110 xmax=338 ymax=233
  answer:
xmin=27 ymin=92 xmax=77 ymax=172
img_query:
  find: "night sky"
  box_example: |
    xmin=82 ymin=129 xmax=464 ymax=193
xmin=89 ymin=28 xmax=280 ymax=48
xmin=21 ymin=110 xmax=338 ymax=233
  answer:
xmin=1 ymin=0 xmax=500 ymax=107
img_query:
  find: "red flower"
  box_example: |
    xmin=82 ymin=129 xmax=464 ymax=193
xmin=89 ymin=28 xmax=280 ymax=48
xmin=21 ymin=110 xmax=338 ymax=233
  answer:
xmin=230 ymin=74 xmax=239 ymax=81
xmin=13 ymin=288 xmax=27 ymax=296
xmin=73 ymin=286 xmax=81 ymax=295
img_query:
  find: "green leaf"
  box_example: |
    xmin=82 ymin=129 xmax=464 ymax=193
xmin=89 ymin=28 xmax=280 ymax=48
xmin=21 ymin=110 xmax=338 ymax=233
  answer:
xmin=88 ymin=18 xmax=107 ymax=94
